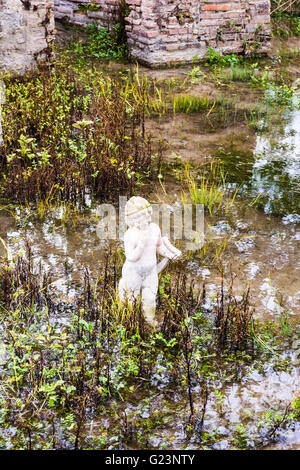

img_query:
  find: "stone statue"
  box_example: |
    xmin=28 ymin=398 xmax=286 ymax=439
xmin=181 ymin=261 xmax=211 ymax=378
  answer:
xmin=119 ymin=196 xmax=182 ymax=328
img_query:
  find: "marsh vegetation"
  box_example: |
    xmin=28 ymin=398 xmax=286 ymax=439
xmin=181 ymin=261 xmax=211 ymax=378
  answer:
xmin=0 ymin=16 xmax=299 ymax=450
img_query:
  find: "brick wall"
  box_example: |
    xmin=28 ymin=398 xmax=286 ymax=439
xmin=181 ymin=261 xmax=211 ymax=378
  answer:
xmin=54 ymin=0 xmax=271 ymax=66
xmin=0 ymin=1 xmax=271 ymax=73
xmin=0 ymin=0 xmax=55 ymax=74
xmin=126 ymin=0 xmax=271 ymax=66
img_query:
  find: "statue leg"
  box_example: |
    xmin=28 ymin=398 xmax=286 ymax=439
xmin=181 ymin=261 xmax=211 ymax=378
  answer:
xmin=141 ymin=269 xmax=158 ymax=328
xmin=118 ymin=264 xmax=142 ymax=304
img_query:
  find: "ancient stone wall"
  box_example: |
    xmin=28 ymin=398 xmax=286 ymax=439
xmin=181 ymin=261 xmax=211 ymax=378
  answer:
xmin=126 ymin=0 xmax=271 ymax=66
xmin=0 ymin=0 xmax=55 ymax=74
xmin=1 ymin=1 xmax=270 ymax=70
xmin=54 ymin=1 xmax=271 ymax=66
xmin=54 ymin=0 xmax=120 ymax=28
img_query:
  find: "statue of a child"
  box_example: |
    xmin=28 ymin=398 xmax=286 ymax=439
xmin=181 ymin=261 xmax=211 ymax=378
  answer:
xmin=118 ymin=196 xmax=182 ymax=328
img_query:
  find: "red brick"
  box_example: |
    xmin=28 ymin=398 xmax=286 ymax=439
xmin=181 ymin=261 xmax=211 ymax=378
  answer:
xmin=202 ymin=4 xmax=231 ymax=12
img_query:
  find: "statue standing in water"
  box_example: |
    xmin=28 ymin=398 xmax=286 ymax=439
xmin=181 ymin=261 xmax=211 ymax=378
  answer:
xmin=119 ymin=197 xmax=182 ymax=328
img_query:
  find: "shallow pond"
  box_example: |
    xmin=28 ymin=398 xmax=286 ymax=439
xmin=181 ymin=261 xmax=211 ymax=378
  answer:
xmin=0 ymin=55 xmax=299 ymax=450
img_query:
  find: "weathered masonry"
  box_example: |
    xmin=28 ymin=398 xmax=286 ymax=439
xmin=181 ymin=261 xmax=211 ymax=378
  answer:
xmin=127 ymin=0 xmax=271 ymax=65
xmin=54 ymin=1 xmax=271 ymax=66
xmin=54 ymin=0 xmax=120 ymax=27
xmin=0 ymin=1 xmax=271 ymax=73
xmin=0 ymin=0 xmax=55 ymax=74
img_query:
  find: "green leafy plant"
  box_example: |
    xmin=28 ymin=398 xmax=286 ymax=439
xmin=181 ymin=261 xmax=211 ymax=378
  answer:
xmin=67 ymin=22 xmax=128 ymax=63
xmin=206 ymin=47 xmax=244 ymax=67
xmin=264 ymin=83 xmax=294 ymax=107
xmin=1 ymin=56 xmax=154 ymax=205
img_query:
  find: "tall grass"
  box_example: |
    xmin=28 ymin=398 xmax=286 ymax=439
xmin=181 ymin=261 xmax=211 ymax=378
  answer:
xmin=181 ymin=165 xmax=238 ymax=215
xmin=215 ymin=276 xmax=254 ymax=353
xmin=222 ymin=65 xmax=254 ymax=82
xmin=173 ymin=94 xmax=211 ymax=114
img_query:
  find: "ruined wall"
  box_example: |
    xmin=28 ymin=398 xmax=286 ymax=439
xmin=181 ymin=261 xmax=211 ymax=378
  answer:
xmin=54 ymin=0 xmax=120 ymax=28
xmin=126 ymin=0 xmax=271 ymax=66
xmin=54 ymin=1 xmax=271 ymax=66
xmin=0 ymin=0 xmax=55 ymax=74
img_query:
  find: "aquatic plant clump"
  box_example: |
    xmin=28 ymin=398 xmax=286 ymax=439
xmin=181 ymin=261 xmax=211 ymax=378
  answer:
xmin=0 ymin=245 xmax=298 ymax=450
xmin=66 ymin=22 xmax=128 ymax=64
xmin=0 ymin=61 xmax=155 ymax=205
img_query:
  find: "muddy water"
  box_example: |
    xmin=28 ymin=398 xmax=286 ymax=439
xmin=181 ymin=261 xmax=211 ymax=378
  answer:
xmin=1 ymin=52 xmax=300 ymax=449
xmin=194 ymin=205 xmax=300 ymax=322
xmin=0 ymin=180 xmax=299 ymax=450
xmin=219 ymin=91 xmax=300 ymax=218
xmin=84 ymin=361 xmax=300 ymax=450
xmin=1 ymin=196 xmax=299 ymax=323
xmin=147 ymin=67 xmax=299 ymax=448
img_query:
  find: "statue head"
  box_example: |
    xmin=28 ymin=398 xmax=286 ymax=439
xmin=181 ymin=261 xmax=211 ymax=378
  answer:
xmin=125 ymin=196 xmax=152 ymax=230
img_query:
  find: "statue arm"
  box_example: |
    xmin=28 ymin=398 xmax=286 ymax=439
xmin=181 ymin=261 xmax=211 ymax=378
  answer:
xmin=156 ymin=228 xmax=182 ymax=259
xmin=124 ymin=231 xmax=145 ymax=262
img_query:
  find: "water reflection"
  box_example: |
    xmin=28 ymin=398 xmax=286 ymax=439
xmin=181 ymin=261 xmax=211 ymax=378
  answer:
xmin=218 ymin=93 xmax=300 ymax=219
xmin=253 ymin=93 xmax=300 ymax=217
